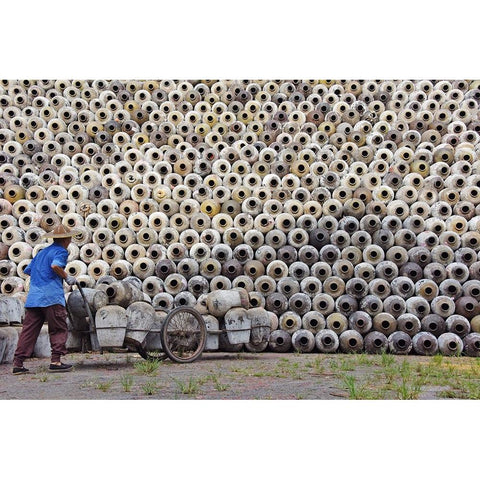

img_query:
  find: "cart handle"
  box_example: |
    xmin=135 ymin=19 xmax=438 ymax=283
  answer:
xmin=75 ymin=282 xmax=95 ymax=327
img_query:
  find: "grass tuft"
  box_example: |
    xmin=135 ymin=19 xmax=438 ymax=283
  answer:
xmin=135 ymin=359 xmax=160 ymax=375
xmin=121 ymin=374 xmax=134 ymax=392
xmin=95 ymin=381 xmax=113 ymax=392
xmin=174 ymin=376 xmax=200 ymax=395
xmin=142 ymin=380 xmax=158 ymax=395
xmin=341 ymin=374 xmax=372 ymax=399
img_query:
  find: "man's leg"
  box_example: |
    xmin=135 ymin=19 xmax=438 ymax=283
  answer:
xmin=13 ymin=308 xmax=45 ymax=368
xmin=45 ymin=304 xmax=69 ymax=364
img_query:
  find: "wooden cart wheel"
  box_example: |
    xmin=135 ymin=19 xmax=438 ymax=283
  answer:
xmin=161 ymin=307 xmax=206 ymax=363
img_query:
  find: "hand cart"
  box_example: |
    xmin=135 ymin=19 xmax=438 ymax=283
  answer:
xmin=67 ymin=284 xmax=269 ymax=364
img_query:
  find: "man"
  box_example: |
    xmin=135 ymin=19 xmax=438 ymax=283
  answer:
xmin=12 ymin=224 xmax=79 ymax=375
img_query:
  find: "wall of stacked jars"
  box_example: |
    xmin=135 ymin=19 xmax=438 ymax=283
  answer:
xmin=1 ymin=79 xmax=480 ymax=356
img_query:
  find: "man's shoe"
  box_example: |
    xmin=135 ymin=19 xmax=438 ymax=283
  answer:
xmin=48 ymin=363 xmax=73 ymax=372
xmin=12 ymin=366 xmax=29 ymax=375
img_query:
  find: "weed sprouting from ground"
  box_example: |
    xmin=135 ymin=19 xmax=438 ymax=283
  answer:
xmin=135 ymin=359 xmax=160 ymax=375
xmin=173 ymin=376 xmax=200 ymax=395
xmin=341 ymin=374 xmax=371 ymax=399
xmin=330 ymin=357 xmax=356 ymax=372
xmin=305 ymin=356 xmax=325 ymax=374
xmin=205 ymin=373 xmax=229 ymax=391
xmin=274 ymin=359 xmax=303 ymax=379
xmin=395 ymin=377 xmax=423 ymax=400
xmin=142 ymin=380 xmax=158 ymax=395
xmin=95 ymin=381 xmax=113 ymax=392
xmin=381 ymin=352 xmax=395 ymax=369
xmin=342 ymin=374 xmax=358 ymax=398
xmin=431 ymin=354 xmax=443 ymax=367
xmin=121 ymin=374 xmax=134 ymax=392
xmin=230 ymin=366 xmax=253 ymax=375
xmin=356 ymin=353 xmax=376 ymax=367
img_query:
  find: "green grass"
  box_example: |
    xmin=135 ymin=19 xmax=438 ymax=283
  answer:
xmin=329 ymin=357 xmax=356 ymax=372
xmin=335 ymin=355 xmax=480 ymax=399
xmin=174 ymin=376 xmax=200 ymax=395
xmin=213 ymin=381 xmax=229 ymax=392
xmin=95 ymin=381 xmax=113 ymax=392
xmin=431 ymin=354 xmax=443 ymax=366
xmin=341 ymin=374 xmax=372 ymax=399
xmin=263 ymin=352 xmax=480 ymax=399
xmin=381 ymin=352 xmax=395 ymax=368
xmin=230 ymin=366 xmax=253 ymax=375
xmin=341 ymin=374 xmax=359 ymax=398
xmin=134 ymin=359 xmax=160 ymax=375
xmin=142 ymin=380 xmax=158 ymax=395
xmin=394 ymin=378 xmax=423 ymax=400
xmin=438 ymin=390 xmax=459 ymax=399
xmin=273 ymin=359 xmax=303 ymax=379
xmin=173 ymin=355 xmax=480 ymax=399
xmin=355 ymin=353 xmax=377 ymax=367
xmin=431 ymin=359 xmax=480 ymax=398
xmin=121 ymin=374 xmax=134 ymax=392
xmin=304 ymin=356 xmax=325 ymax=374
xmin=206 ymin=374 xmax=229 ymax=392
xmin=438 ymin=378 xmax=480 ymax=399
xmin=470 ymin=363 xmax=480 ymax=378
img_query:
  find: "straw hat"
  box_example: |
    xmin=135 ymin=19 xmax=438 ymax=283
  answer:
xmin=42 ymin=224 xmax=81 ymax=239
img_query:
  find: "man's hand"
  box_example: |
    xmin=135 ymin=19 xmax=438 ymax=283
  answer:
xmin=65 ymin=275 xmax=77 ymax=286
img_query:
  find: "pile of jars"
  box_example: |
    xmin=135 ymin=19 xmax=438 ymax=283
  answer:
xmin=1 ymin=79 xmax=480 ymax=355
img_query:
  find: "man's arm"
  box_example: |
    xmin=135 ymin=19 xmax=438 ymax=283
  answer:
xmin=51 ymin=264 xmax=68 ymax=281
xmin=52 ymin=264 xmax=77 ymax=285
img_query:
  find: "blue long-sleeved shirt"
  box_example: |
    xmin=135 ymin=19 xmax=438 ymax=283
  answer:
xmin=24 ymin=243 xmax=68 ymax=307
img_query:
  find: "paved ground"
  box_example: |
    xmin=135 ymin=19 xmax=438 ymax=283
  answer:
xmin=3 ymin=350 xmax=479 ymax=480
xmin=1 ymin=350 xmax=480 ymax=399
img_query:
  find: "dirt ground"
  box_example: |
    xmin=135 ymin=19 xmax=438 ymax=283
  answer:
xmin=3 ymin=350 xmax=479 ymax=480
xmin=1 ymin=350 xmax=480 ymax=400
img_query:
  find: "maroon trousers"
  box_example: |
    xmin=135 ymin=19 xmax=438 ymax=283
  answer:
xmin=13 ymin=304 xmax=68 ymax=367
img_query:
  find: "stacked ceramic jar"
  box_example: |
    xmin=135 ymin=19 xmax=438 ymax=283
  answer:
xmin=1 ymin=79 xmax=480 ymax=356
